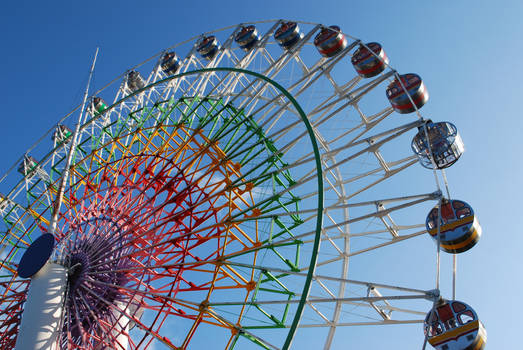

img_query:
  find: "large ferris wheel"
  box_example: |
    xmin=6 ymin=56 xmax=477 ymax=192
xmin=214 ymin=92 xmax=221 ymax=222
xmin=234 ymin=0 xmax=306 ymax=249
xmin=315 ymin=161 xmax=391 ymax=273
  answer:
xmin=0 ymin=20 xmax=485 ymax=350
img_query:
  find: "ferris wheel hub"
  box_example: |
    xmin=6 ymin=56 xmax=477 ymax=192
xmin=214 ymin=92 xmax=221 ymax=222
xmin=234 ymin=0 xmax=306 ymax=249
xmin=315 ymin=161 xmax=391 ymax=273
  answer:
xmin=18 ymin=233 xmax=55 ymax=279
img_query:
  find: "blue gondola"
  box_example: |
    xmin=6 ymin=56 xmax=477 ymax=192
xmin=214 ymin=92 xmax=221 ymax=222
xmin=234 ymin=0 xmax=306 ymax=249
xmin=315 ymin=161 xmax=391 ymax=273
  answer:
xmin=314 ymin=25 xmax=347 ymax=57
xmin=425 ymin=199 xmax=481 ymax=254
xmin=411 ymin=121 xmax=464 ymax=169
xmin=274 ymin=21 xmax=302 ymax=50
xmin=161 ymin=52 xmax=181 ymax=75
xmin=197 ymin=35 xmax=220 ymax=60
xmin=235 ymin=25 xmax=259 ymax=51
xmin=386 ymin=73 xmax=429 ymax=113
xmin=351 ymin=42 xmax=389 ymax=78
xmin=424 ymin=299 xmax=486 ymax=350
xmin=127 ymin=71 xmax=145 ymax=92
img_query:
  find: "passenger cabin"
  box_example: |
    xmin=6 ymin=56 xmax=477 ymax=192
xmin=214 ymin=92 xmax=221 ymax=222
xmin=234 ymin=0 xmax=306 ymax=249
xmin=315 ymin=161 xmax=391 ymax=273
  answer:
xmin=425 ymin=300 xmax=486 ymax=350
xmin=425 ymin=199 xmax=481 ymax=254
xmin=197 ymin=36 xmax=220 ymax=60
xmin=127 ymin=71 xmax=145 ymax=92
xmin=90 ymin=97 xmax=107 ymax=115
xmin=351 ymin=42 xmax=389 ymax=78
xmin=386 ymin=73 xmax=428 ymax=113
xmin=161 ymin=52 xmax=181 ymax=76
xmin=18 ymin=156 xmax=40 ymax=176
xmin=411 ymin=121 xmax=464 ymax=169
xmin=52 ymin=124 xmax=73 ymax=145
xmin=274 ymin=21 xmax=302 ymax=50
xmin=235 ymin=25 xmax=259 ymax=51
xmin=314 ymin=25 xmax=347 ymax=57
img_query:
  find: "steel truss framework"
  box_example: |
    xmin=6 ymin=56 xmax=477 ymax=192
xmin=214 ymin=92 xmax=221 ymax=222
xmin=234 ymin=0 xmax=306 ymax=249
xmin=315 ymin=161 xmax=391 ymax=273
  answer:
xmin=0 ymin=20 xmax=456 ymax=350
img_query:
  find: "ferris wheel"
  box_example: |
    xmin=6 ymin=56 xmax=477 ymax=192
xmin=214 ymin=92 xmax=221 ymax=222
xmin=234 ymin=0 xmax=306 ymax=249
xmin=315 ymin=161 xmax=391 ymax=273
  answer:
xmin=0 ymin=20 xmax=485 ymax=350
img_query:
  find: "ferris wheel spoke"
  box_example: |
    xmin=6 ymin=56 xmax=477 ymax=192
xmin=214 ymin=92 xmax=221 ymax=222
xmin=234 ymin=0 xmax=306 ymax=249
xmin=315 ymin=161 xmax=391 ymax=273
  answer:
xmin=77 ymin=284 xmax=179 ymax=349
xmin=70 ymin=294 xmax=93 ymax=347
xmin=210 ymin=293 xmax=428 ymax=307
xmin=341 ymin=160 xmax=419 ymax=200
xmin=204 ymin=307 xmax=283 ymax=350
xmin=223 ymin=260 xmax=429 ymax=295
xmin=348 ymin=231 xmax=426 ymax=257
xmin=71 ymin=156 xmax=424 ymax=288
xmin=298 ymin=319 xmax=423 ymax=328
xmin=74 ymin=287 xmax=132 ymax=349
xmin=307 ymin=72 xmax=393 ymax=124
xmin=234 ymin=49 xmax=354 ymax=128
xmin=318 ymin=125 xmax=421 ymax=175
xmin=328 ymin=107 xmax=394 ymax=146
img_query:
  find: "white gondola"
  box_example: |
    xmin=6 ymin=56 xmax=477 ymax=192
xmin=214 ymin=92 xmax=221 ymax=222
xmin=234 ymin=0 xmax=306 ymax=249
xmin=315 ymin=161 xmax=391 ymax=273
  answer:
xmin=412 ymin=121 xmax=464 ymax=169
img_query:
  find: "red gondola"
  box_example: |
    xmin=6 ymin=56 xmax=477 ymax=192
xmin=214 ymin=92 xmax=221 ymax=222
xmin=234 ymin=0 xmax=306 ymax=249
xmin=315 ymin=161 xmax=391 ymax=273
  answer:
xmin=386 ymin=73 xmax=428 ymax=113
xmin=314 ymin=25 xmax=347 ymax=57
xmin=351 ymin=42 xmax=389 ymax=78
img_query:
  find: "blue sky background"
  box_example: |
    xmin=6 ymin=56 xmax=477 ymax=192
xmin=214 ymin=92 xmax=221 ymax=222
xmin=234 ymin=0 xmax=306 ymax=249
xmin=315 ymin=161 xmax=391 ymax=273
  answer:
xmin=1 ymin=0 xmax=520 ymax=348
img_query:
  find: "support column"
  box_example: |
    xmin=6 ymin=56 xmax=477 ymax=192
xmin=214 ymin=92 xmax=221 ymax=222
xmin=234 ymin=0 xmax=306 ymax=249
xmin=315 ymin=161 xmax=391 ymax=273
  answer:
xmin=15 ymin=262 xmax=67 ymax=350
xmin=112 ymin=311 xmax=130 ymax=350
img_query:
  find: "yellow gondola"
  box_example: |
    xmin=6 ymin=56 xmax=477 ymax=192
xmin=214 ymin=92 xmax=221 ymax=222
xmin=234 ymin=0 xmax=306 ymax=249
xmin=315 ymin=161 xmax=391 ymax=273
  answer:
xmin=425 ymin=199 xmax=481 ymax=254
xmin=425 ymin=299 xmax=486 ymax=350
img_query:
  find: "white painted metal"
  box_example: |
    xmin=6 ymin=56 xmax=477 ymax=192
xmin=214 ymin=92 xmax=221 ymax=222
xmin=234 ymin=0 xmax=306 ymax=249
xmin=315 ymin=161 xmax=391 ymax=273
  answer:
xmin=108 ymin=301 xmax=131 ymax=350
xmin=48 ymin=47 xmax=98 ymax=235
xmin=14 ymin=263 xmax=67 ymax=350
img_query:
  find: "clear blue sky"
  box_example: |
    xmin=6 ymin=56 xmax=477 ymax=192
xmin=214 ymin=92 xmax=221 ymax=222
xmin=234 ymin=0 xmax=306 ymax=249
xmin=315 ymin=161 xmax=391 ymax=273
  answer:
xmin=1 ymin=0 xmax=520 ymax=348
